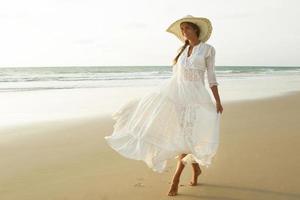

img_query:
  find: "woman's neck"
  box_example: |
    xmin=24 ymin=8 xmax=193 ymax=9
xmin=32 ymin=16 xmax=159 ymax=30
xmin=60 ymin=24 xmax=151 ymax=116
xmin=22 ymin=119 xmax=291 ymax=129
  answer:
xmin=188 ymin=39 xmax=201 ymax=47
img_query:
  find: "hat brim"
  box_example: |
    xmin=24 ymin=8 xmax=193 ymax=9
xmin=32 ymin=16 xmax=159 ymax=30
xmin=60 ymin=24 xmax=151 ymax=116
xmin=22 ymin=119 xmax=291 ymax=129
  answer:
xmin=166 ymin=17 xmax=212 ymax=43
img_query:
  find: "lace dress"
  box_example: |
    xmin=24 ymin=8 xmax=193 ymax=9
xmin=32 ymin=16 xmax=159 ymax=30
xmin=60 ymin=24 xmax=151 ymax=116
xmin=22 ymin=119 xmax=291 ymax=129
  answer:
xmin=104 ymin=41 xmax=221 ymax=173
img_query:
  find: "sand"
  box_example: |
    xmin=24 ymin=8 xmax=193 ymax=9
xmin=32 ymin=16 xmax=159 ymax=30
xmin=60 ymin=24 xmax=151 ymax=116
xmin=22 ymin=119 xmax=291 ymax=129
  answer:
xmin=0 ymin=91 xmax=300 ymax=200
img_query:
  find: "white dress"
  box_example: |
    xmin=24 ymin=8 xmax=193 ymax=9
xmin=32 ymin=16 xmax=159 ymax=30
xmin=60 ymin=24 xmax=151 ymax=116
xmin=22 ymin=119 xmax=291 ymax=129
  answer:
xmin=104 ymin=41 xmax=221 ymax=173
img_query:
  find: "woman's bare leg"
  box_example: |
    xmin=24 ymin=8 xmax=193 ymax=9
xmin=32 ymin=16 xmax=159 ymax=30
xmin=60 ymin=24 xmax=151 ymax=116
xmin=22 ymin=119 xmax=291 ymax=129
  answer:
xmin=167 ymin=153 xmax=187 ymax=196
xmin=189 ymin=163 xmax=202 ymax=186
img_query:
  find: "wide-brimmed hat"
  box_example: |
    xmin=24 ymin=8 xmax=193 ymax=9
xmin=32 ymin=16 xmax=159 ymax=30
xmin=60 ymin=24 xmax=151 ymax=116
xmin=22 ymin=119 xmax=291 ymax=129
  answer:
xmin=166 ymin=15 xmax=213 ymax=43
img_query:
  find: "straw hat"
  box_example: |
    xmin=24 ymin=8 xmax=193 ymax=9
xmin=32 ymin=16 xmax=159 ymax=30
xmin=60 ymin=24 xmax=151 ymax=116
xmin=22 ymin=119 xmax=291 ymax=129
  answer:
xmin=166 ymin=15 xmax=213 ymax=43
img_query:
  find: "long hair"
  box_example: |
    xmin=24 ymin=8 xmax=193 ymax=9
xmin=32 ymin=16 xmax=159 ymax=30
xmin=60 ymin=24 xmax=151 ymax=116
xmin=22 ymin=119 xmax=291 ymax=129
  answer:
xmin=172 ymin=22 xmax=201 ymax=66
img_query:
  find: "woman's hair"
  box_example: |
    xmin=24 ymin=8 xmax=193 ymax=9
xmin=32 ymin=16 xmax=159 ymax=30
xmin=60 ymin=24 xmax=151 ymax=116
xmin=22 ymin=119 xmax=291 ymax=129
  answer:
xmin=172 ymin=22 xmax=200 ymax=66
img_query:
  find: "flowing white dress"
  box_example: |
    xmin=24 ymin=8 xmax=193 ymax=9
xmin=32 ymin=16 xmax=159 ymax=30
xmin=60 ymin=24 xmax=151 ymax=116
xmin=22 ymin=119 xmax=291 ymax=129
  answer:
xmin=104 ymin=41 xmax=221 ymax=173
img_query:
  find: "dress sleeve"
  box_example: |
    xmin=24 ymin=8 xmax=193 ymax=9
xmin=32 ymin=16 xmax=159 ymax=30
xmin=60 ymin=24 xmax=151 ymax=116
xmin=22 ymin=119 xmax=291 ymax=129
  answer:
xmin=205 ymin=46 xmax=219 ymax=87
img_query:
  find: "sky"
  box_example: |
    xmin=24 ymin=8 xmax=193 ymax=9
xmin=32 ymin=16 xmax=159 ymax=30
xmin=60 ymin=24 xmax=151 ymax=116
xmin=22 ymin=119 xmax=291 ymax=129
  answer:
xmin=0 ymin=0 xmax=299 ymax=67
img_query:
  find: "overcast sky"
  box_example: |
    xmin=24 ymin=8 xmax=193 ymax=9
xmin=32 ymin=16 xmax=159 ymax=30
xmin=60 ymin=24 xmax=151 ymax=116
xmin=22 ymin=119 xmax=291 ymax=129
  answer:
xmin=0 ymin=0 xmax=299 ymax=67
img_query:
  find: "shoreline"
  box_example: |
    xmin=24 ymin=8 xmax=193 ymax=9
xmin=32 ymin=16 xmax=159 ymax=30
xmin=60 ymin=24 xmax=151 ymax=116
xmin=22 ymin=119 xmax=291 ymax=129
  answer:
xmin=1 ymin=89 xmax=300 ymax=133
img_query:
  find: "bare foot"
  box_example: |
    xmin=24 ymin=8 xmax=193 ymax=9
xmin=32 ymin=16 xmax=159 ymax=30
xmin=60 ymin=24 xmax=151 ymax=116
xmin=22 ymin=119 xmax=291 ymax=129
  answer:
xmin=189 ymin=165 xmax=201 ymax=186
xmin=167 ymin=181 xmax=179 ymax=196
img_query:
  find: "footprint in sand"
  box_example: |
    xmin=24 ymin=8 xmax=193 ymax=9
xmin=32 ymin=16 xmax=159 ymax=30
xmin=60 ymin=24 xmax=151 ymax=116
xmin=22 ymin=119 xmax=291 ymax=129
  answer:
xmin=134 ymin=182 xmax=144 ymax=187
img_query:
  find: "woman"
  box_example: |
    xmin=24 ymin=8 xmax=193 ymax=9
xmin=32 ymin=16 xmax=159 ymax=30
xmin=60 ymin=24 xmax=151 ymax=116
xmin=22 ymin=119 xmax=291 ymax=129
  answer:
xmin=104 ymin=15 xmax=223 ymax=196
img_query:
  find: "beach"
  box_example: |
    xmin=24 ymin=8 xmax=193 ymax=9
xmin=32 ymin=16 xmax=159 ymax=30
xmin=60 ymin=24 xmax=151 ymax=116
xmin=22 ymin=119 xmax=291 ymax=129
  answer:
xmin=1 ymin=0 xmax=300 ymax=199
xmin=1 ymin=90 xmax=299 ymax=200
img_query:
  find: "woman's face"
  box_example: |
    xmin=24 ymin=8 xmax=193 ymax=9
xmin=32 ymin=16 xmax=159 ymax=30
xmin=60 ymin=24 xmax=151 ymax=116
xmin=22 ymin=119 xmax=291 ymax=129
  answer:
xmin=180 ymin=22 xmax=197 ymax=40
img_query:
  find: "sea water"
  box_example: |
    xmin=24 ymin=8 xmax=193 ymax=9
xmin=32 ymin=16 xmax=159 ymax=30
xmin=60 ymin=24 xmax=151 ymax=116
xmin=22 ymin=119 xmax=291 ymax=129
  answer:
xmin=1 ymin=66 xmax=300 ymax=128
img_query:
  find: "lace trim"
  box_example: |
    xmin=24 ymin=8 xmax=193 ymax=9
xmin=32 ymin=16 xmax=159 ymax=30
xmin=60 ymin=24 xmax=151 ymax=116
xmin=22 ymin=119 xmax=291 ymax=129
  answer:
xmin=183 ymin=68 xmax=205 ymax=81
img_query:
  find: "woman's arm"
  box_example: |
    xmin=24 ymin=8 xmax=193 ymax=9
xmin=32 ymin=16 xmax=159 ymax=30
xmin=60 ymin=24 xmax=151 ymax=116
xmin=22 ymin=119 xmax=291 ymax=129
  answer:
xmin=206 ymin=46 xmax=223 ymax=113
xmin=210 ymin=86 xmax=221 ymax=104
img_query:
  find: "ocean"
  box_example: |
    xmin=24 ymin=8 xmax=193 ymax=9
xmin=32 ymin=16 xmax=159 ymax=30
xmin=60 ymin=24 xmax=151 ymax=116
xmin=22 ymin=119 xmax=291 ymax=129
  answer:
xmin=1 ymin=66 xmax=300 ymax=92
xmin=1 ymin=66 xmax=300 ymax=128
